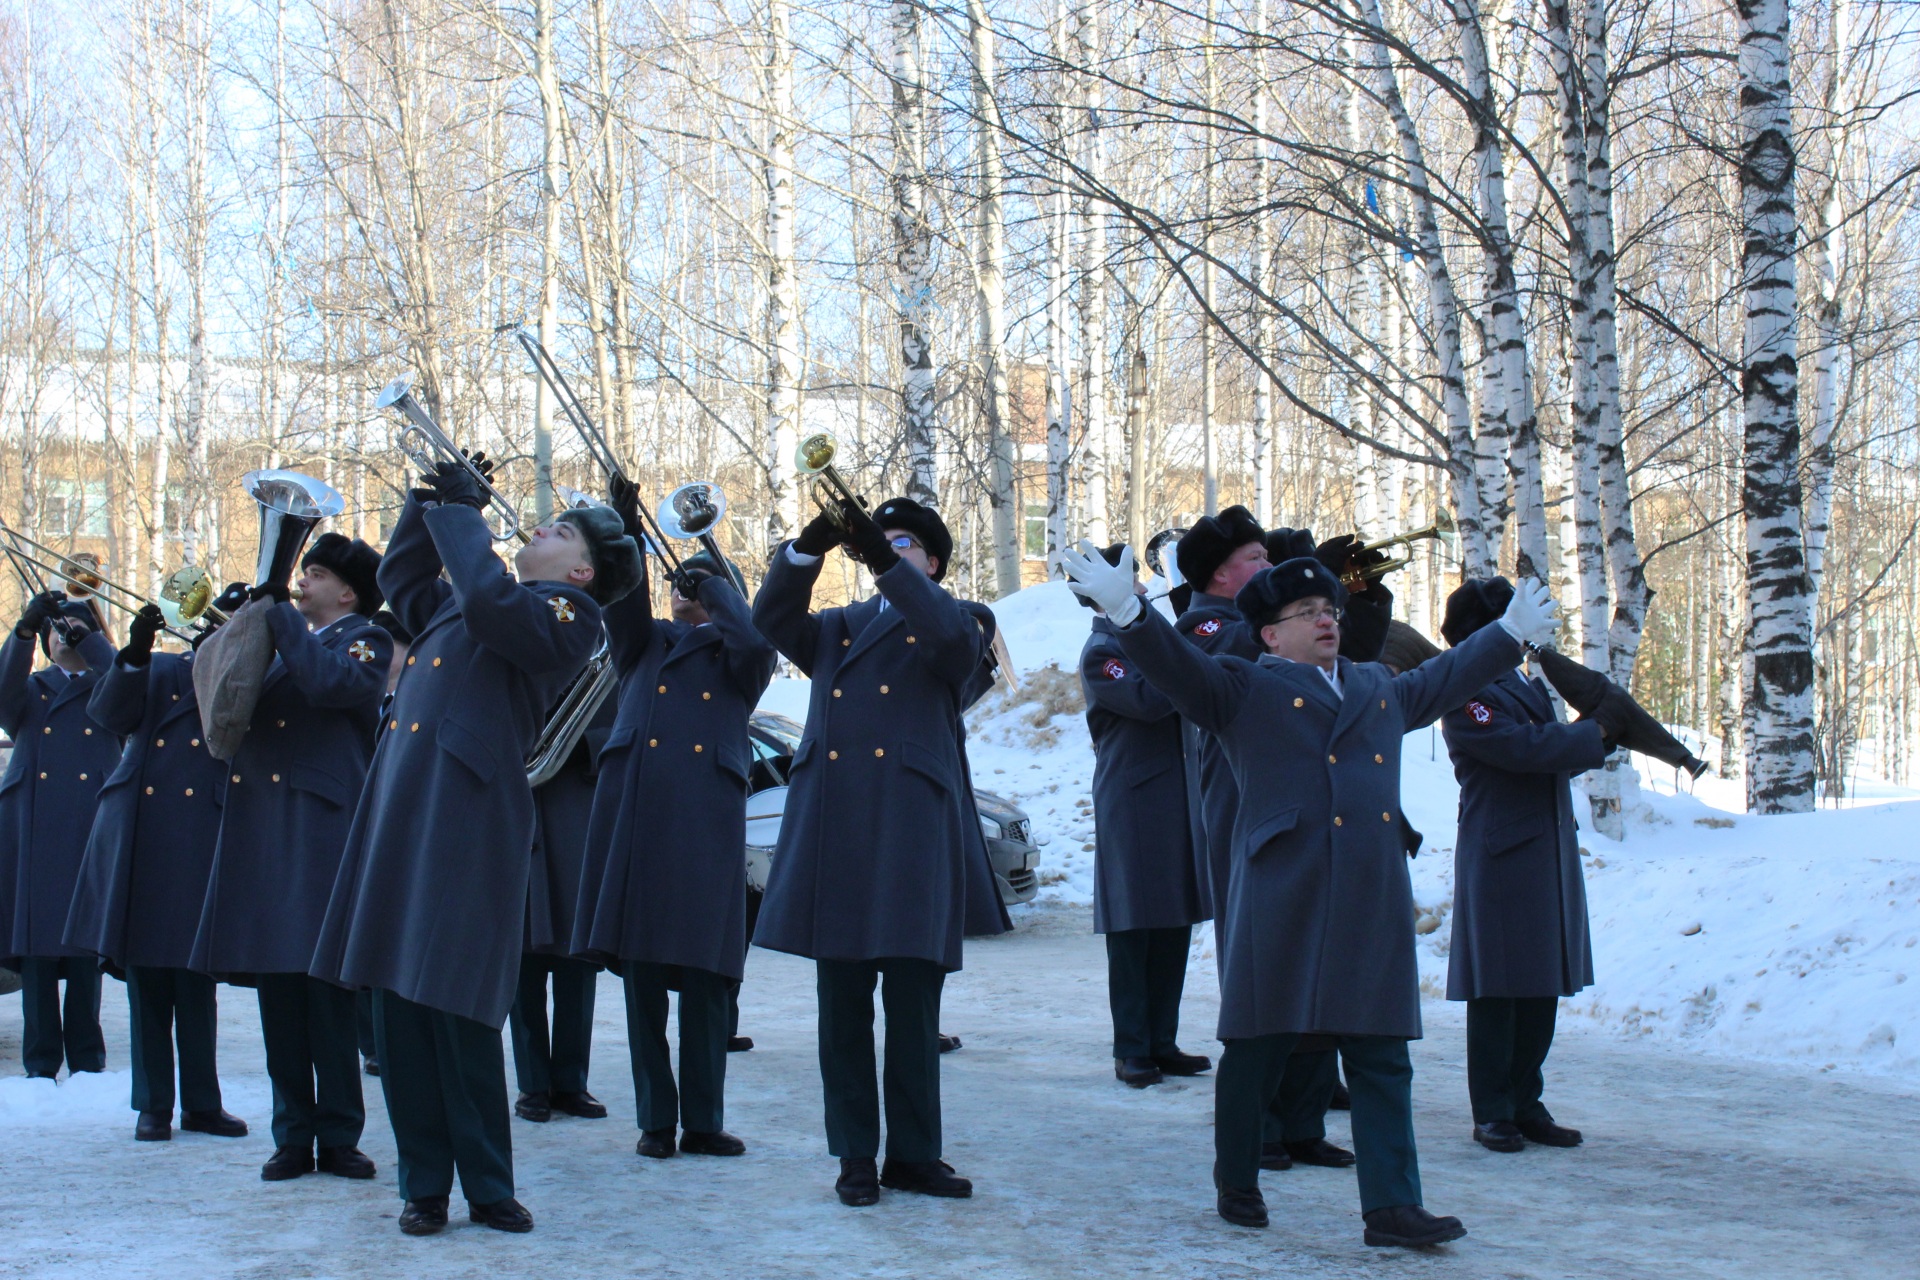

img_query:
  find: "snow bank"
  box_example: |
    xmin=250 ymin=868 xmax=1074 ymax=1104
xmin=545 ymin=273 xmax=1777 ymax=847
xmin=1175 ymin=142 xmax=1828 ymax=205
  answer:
xmin=761 ymin=580 xmax=1920 ymax=1083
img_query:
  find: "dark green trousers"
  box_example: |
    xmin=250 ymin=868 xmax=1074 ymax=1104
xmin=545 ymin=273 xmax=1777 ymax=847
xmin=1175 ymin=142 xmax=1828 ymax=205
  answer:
xmin=354 ymin=989 xmax=377 ymax=1063
xmin=1217 ymin=1033 xmax=1421 ymax=1213
xmin=624 ymin=962 xmax=729 ymax=1133
xmin=255 ymin=973 xmax=365 ymax=1150
xmin=1466 ymin=996 xmax=1558 ymax=1125
xmin=1261 ymin=1048 xmax=1338 ymax=1144
xmin=510 ymin=954 xmax=599 ymax=1095
xmin=126 ymin=966 xmax=222 ymax=1115
xmin=18 ymin=957 xmax=105 ymax=1077
xmin=816 ymin=957 xmax=944 ymax=1162
xmin=1105 ymin=926 xmax=1191 ymax=1059
xmin=371 ymin=988 xmax=515 ymax=1205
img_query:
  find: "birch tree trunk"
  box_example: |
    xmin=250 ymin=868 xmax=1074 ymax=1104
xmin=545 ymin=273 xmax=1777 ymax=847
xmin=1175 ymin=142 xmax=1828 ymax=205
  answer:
xmin=1198 ymin=0 xmax=1219 ymax=518
xmin=532 ymin=0 xmax=561 ymax=522
xmin=1738 ymin=0 xmax=1817 ymax=814
xmin=765 ymin=0 xmax=801 ymax=541
xmin=1074 ymin=0 xmax=1109 ymax=544
xmin=893 ymin=0 xmax=938 ymax=505
xmin=1805 ymin=0 xmax=1852 ymax=602
xmin=181 ymin=0 xmax=210 ymax=567
xmin=970 ymin=0 xmax=1020 ymax=596
xmin=1250 ymin=0 xmax=1274 ymax=528
xmin=1044 ymin=0 xmax=1072 ymax=570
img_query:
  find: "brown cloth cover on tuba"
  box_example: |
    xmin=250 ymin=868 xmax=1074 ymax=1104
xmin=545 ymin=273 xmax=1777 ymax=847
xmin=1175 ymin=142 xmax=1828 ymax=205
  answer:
xmin=192 ymin=597 xmax=276 ymax=761
xmin=1529 ymin=643 xmax=1710 ymax=779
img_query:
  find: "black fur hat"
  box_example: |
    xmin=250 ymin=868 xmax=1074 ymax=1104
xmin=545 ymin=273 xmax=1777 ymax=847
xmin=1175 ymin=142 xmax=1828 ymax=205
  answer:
xmin=871 ymin=497 xmax=954 ymax=581
xmin=1076 ymin=543 xmax=1132 ymax=609
xmin=1235 ymin=556 xmax=1347 ymax=631
xmin=555 ymin=504 xmax=644 ymax=605
xmin=1441 ymin=576 xmax=1514 ymax=646
xmin=302 ymin=533 xmax=386 ymax=614
xmin=1176 ymin=505 xmax=1264 ymax=593
xmin=1264 ymin=526 xmax=1316 ymax=565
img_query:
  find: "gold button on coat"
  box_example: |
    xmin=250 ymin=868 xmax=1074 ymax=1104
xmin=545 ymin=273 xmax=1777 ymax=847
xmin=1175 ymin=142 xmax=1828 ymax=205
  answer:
xmin=1382 ymin=812 xmax=1392 ymax=822
xmin=432 ymin=657 xmax=441 ymax=666
xmin=828 ymin=750 xmax=839 ymax=760
xmin=191 ymin=739 xmax=200 ymax=747
xmin=702 ymin=692 xmax=711 ymax=700
xmin=184 ymin=787 xmax=194 ymax=796
xmin=83 ymin=728 xmax=91 ymax=735
xmin=906 ymin=635 xmax=917 ymax=644
xmin=406 ymin=655 xmax=416 ymax=665
xmin=410 ymin=723 xmax=420 ymax=732
xmin=272 ymin=774 xmax=282 ymax=783
xmin=1328 ymin=754 xmax=1337 ymax=764
xmin=842 ymin=638 xmax=851 ymax=647
xmin=874 ymin=748 xmax=885 ymax=758
xmin=37 ymin=772 xmax=45 ymax=779
xmin=1293 ymin=698 xmax=1304 ymax=708
xmin=832 ymin=689 xmax=842 ymax=698
xmin=1375 ymin=754 xmax=1384 ymax=764
xmin=1380 ymin=699 xmax=1387 ymax=709
xmin=694 ymin=745 xmax=704 ymax=753
xmin=1333 ymin=816 xmax=1343 ymax=827
xmin=390 ymin=719 xmax=399 ymax=731
xmin=648 ymin=739 xmax=658 ymax=747
xmin=42 ymin=727 xmax=50 ymax=735
xmin=879 ymin=685 xmax=889 ymax=694
xmin=155 ymin=739 xmax=164 ymax=747
xmin=145 ymin=786 xmax=154 ymax=795
xmin=658 ymin=685 xmax=667 ymax=694
xmin=232 ymin=775 xmax=241 ymax=783
xmin=79 ymin=773 xmax=87 ymax=780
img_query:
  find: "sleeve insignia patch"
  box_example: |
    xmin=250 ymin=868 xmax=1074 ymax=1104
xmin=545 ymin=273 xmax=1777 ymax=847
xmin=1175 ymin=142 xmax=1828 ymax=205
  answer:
xmin=1101 ymin=658 xmax=1127 ymax=680
xmin=548 ymin=596 xmax=576 ymax=623
xmin=348 ymin=639 xmax=376 ymax=663
xmin=1467 ymin=700 xmax=1492 ymax=725
xmin=1195 ymin=618 xmax=1222 ymax=636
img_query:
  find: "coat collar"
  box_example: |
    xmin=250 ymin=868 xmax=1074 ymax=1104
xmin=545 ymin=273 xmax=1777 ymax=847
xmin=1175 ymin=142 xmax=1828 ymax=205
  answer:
xmin=1501 ymin=665 xmax=1554 ymax=721
xmin=1254 ymin=652 xmax=1343 ymax=715
xmin=1329 ymin=657 xmax=1386 ymax=744
xmin=41 ymin=664 xmax=96 ymax=712
xmin=840 ymin=594 xmax=898 ymax=668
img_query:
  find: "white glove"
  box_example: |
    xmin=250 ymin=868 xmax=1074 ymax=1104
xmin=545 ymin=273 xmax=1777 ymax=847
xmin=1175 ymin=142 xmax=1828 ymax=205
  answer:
xmin=1056 ymin=540 xmax=1142 ymax=626
xmin=1497 ymin=577 xmax=1560 ymax=648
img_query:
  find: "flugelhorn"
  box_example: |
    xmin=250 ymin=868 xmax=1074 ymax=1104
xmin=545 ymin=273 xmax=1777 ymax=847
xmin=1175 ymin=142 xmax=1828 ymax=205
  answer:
xmin=1341 ymin=510 xmax=1458 ymax=589
xmin=794 ymin=432 xmax=868 ymax=530
xmin=376 ymin=376 xmax=526 ymax=543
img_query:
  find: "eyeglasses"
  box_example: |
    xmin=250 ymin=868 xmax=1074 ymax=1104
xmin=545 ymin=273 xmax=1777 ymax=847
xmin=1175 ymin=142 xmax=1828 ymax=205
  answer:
xmin=1276 ymin=604 xmax=1343 ymax=626
xmin=888 ymin=534 xmax=923 ymax=551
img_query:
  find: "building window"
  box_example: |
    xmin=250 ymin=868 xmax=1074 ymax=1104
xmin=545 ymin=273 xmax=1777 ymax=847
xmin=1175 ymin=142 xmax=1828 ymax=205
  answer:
xmin=44 ymin=480 xmax=110 ymax=538
xmin=1023 ymin=502 xmax=1048 ymax=559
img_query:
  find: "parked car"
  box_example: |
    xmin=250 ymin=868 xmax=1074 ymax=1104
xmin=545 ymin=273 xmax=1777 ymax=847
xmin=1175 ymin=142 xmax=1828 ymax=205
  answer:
xmin=743 ymin=710 xmax=1040 ymax=907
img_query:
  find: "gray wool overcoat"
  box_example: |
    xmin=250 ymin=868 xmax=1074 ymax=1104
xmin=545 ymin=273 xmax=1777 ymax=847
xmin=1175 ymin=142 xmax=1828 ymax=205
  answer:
xmin=1173 ymin=590 xmax=1257 ymax=925
xmin=525 ymin=694 xmax=616 ymax=957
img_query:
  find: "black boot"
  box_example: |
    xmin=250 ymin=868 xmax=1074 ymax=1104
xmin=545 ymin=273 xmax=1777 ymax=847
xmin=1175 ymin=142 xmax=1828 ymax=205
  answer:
xmin=1152 ymin=1049 xmax=1213 ymax=1076
xmin=1363 ymin=1204 xmax=1466 ymax=1248
xmin=1473 ymin=1121 xmax=1525 ymax=1153
xmin=1258 ymin=1141 xmax=1292 ymax=1171
xmin=937 ymin=1033 xmax=962 ymax=1053
xmin=1329 ymin=1078 xmax=1351 ymax=1110
xmin=1216 ymin=1185 xmax=1268 ymax=1228
xmin=1284 ymin=1138 xmax=1356 ymax=1168
xmin=635 ymin=1128 xmax=677 ymax=1159
xmin=550 ymin=1090 xmax=608 ymax=1119
xmin=880 ymin=1158 xmax=973 ymax=1198
xmin=680 ymin=1130 xmax=746 ymax=1156
xmin=398 ymin=1196 xmax=449 ymax=1236
xmin=1114 ymin=1057 xmax=1164 ymax=1088
xmin=1517 ymin=1117 xmax=1583 ymax=1147
xmin=468 ymin=1198 xmax=535 ymax=1233
xmin=362 ymin=1056 xmax=381 ymax=1078
xmin=261 ymin=1145 xmax=314 ymax=1181
xmin=836 ymin=1157 xmax=879 ymax=1207
xmin=727 ymin=1035 xmax=755 ymax=1052
xmin=514 ymin=1091 xmax=552 ymax=1123
xmin=134 ymin=1111 xmax=172 ymax=1142
xmin=317 ymin=1146 xmax=377 ymax=1179
xmin=181 ymin=1109 xmax=248 ymax=1138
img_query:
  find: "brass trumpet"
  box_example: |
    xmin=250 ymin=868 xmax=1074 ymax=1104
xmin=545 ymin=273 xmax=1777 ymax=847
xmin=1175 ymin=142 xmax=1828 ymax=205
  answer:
xmin=793 ymin=433 xmax=868 ymax=529
xmin=1342 ymin=510 xmax=1458 ymax=589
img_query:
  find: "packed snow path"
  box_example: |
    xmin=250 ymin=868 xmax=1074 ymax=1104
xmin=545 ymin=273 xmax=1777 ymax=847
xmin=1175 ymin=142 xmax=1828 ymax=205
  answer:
xmin=3 ymin=903 xmax=1916 ymax=1280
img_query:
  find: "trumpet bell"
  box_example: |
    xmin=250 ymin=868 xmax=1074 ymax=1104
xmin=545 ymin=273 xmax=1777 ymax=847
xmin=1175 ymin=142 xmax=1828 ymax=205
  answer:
xmin=795 ymin=433 xmax=837 ymax=475
xmin=659 ymin=482 xmax=725 ymax=540
xmin=556 ymin=485 xmax=598 ymax=511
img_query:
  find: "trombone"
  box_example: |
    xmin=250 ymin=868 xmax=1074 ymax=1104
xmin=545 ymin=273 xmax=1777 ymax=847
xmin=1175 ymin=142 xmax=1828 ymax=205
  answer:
xmin=375 ymin=376 xmax=527 ymax=543
xmin=0 ymin=523 xmax=201 ymax=645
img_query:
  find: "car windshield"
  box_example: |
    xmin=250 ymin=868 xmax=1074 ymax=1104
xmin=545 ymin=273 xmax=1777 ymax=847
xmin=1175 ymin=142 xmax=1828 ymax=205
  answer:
xmin=750 ymin=711 xmax=804 ymax=756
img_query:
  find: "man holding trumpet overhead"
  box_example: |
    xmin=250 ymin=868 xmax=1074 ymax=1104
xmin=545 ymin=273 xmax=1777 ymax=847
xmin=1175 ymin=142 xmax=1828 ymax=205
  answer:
xmin=1056 ymin=541 xmax=1560 ymax=1250
xmin=751 ymin=494 xmax=1008 ymax=1209
xmin=311 ymin=455 xmax=639 ymax=1238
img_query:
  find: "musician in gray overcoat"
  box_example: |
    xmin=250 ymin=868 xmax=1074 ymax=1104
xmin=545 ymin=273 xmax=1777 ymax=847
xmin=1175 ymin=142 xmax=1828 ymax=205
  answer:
xmin=508 ymin=692 xmax=614 ymax=1125
xmin=310 ymin=466 xmax=637 ymax=1238
xmin=751 ymin=495 xmax=1007 ymax=1208
xmin=192 ymin=533 xmax=389 ymax=1185
xmin=64 ymin=603 xmax=246 ymax=1142
xmin=1438 ymin=577 xmax=1610 ymax=1155
xmin=1060 ymin=543 xmax=1560 ymax=1249
xmin=575 ymin=518 xmax=776 ymax=1161
xmin=1076 ymin=546 xmax=1207 ymax=1090
xmin=0 ymin=595 xmax=118 ymax=1080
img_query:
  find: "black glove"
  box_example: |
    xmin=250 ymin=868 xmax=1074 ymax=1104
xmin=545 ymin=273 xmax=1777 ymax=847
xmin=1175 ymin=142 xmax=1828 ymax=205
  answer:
xmin=15 ymin=590 xmax=62 ymax=640
xmin=120 ymin=603 xmax=164 ymax=667
xmin=669 ymin=566 xmax=716 ymax=600
xmin=839 ymin=498 xmax=899 ymax=575
xmin=791 ymin=508 xmax=843 ymax=559
xmin=607 ymin=474 xmax=643 ymax=540
xmin=213 ymin=581 xmax=249 ymax=614
xmin=250 ymin=581 xmax=292 ymax=605
xmin=1584 ymin=684 xmax=1635 ymax=746
xmin=420 ymin=453 xmax=492 ymax=511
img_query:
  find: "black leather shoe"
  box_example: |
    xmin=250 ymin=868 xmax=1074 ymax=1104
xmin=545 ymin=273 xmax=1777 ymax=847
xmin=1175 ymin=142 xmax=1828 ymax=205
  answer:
xmin=728 ymin=1035 xmax=755 ymax=1052
xmin=1285 ymin=1137 xmax=1356 ymax=1168
xmin=1517 ymin=1117 xmax=1583 ymax=1147
xmin=1217 ymin=1186 xmax=1268 ymax=1228
xmin=938 ymin=1033 xmax=962 ymax=1053
xmin=836 ymin=1157 xmax=879 ymax=1206
xmin=317 ymin=1145 xmax=377 ymax=1179
xmin=1329 ymin=1078 xmax=1352 ymax=1111
xmin=181 ymin=1109 xmax=249 ymax=1138
xmin=1473 ymin=1120 xmax=1525 ymax=1153
xmin=635 ymin=1128 xmax=677 ymax=1159
xmin=879 ymin=1158 xmax=972 ymax=1198
xmin=1114 ymin=1056 xmax=1164 ymax=1088
xmin=398 ymin=1196 xmax=449 ymax=1235
xmin=261 ymin=1145 xmax=314 ymax=1181
xmin=1258 ymin=1140 xmax=1293 ymax=1171
xmin=468 ymin=1197 xmax=534 ymax=1233
xmin=1153 ymin=1049 xmax=1213 ymax=1076
xmin=550 ymin=1090 xmax=607 ymax=1119
xmin=363 ymin=1056 xmax=381 ymax=1078
xmin=1363 ymin=1203 xmax=1466 ymax=1248
xmin=514 ymin=1091 xmax=552 ymax=1123
xmin=135 ymin=1111 xmax=171 ymax=1142
xmin=680 ymin=1129 xmax=746 ymax=1156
